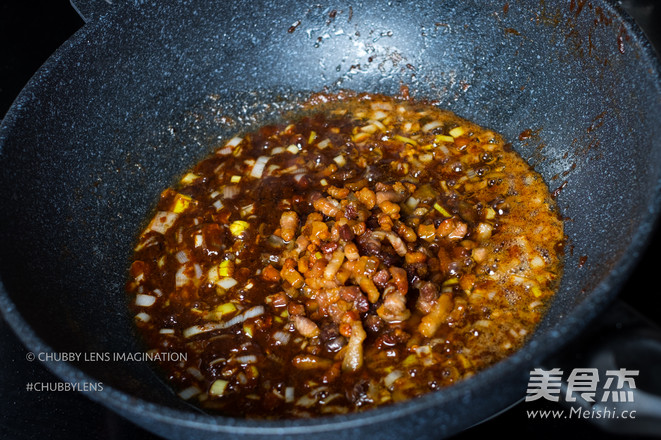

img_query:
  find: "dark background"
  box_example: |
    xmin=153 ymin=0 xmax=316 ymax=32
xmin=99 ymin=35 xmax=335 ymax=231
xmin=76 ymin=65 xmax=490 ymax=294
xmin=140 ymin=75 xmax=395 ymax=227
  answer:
xmin=1 ymin=1 xmax=660 ymax=439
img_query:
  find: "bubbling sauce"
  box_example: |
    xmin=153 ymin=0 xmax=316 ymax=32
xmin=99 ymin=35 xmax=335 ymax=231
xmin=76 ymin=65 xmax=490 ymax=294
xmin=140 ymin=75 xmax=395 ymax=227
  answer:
xmin=126 ymin=93 xmax=564 ymax=418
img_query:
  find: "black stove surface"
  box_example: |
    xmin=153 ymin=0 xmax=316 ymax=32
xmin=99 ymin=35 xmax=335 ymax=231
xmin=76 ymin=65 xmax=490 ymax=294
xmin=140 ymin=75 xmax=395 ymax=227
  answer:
xmin=1 ymin=1 xmax=660 ymax=439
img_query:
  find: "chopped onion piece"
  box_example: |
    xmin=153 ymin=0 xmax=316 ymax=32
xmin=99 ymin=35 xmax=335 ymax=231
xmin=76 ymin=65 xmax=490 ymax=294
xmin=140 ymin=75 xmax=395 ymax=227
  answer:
xmin=159 ymin=328 xmax=175 ymax=334
xmin=384 ymin=370 xmax=403 ymax=388
xmin=175 ymin=266 xmax=190 ymax=288
xmin=134 ymin=235 xmax=158 ymax=251
xmin=175 ymin=250 xmax=189 ymax=264
xmin=222 ymin=313 xmax=246 ymax=329
xmin=240 ymin=203 xmax=255 ymax=217
xmin=419 ymin=153 xmax=433 ymax=163
xmin=406 ymin=196 xmax=419 ymax=210
xmin=272 ymin=330 xmax=291 ymax=345
xmin=223 ymin=185 xmax=240 ymax=199
xmin=135 ymin=312 xmax=151 ymax=322
xmin=296 ymin=394 xmax=318 ymax=408
xmin=193 ymin=263 xmax=203 ymax=280
xmin=209 ymin=380 xmax=228 ymax=397
xmin=333 ymin=154 xmax=346 ymax=167
xmin=194 ymin=234 xmax=204 ymax=247
xmin=251 ymin=156 xmax=270 ymax=178
xmin=225 ymin=136 xmax=243 ymax=148
xmin=180 ymin=172 xmax=200 ymax=184
xmin=178 ymin=386 xmax=202 ymax=400
xmin=243 ymin=305 xmax=266 ymax=319
xmin=422 ymin=120 xmax=443 ymax=132
xmin=146 ymin=211 xmax=179 ymax=235
xmin=233 ymin=355 xmax=258 ymax=364
xmin=135 ymin=294 xmax=156 ymax=307
xmin=285 ymin=386 xmax=295 ymax=403
xmin=183 ymin=323 xmax=223 ymax=338
xmin=217 ymin=277 xmax=238 ymax=290
xmin=187 ymin=367 xmax=205 ymax=381
xmin=449 ymin=126 xmax=465 ymax=138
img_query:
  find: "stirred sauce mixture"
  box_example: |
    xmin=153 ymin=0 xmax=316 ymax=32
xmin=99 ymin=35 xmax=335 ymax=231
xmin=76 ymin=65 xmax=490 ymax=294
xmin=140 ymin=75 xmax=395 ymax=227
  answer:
xmin=126 ymin=93 xmax=564 ymax=418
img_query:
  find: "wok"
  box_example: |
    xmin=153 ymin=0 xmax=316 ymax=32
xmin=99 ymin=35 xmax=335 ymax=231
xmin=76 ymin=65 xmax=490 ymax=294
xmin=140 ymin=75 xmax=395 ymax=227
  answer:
xmin=1 ymin=0 xmax=660 ymax=439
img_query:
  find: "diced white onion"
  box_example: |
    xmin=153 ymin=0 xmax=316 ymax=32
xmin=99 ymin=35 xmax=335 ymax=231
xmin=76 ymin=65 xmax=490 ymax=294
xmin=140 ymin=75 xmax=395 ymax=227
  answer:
xmin=175 ymin=250 xmax=189 ymax=264
xmin=370 ymin=119 xmax=386 ymax=131
xmin=225 ymin=136 xmax=243 ymax=148
xmin=135 ymin=312 xmax=151 ymax=322
xmin=183 ymin=322 xmax=222 ymax=338
xmin=251 ymin=156 xmax=270 ymax=178
xmin=406 ymin=197 xmax=419 ymax=209
xmin=333 ymin=155 xmax=346 ymax=167
xmin=147 ymin=211 xmax=179 ymax=234
xmin=217 ymin=277 xmax=238 ymax=290
xmin=419 ymin=153 xmax=433 ymax=163
xmin=175 ymin=266 xmax=190 ymax=288
xmin=222 ymin=313 xmax=246 ymax=329
xmin=437 ymin=144 xmax=450 ymax=156
xmin=159 ymin=328 xmax=175 ymax=334
xmin=240 ymin=204 xmax=255 ymax=217
xmin=194 ymin=263 xmax=203 ymax=280
xmin=178 ymin=386 xmax=201 ymax=400
xmin=272 ymin=330 xmax=291 ymax=345
xmin=414 ymin=345 xmax=431 ymax=355
xmin=296 ymin=394 xmax=318 ymax=408
xmin=223 ymin=185 xmax=240 ymax=199
xmin=183 ymin=305 xmax=265 ymax=338
xmin=243 ymin=305 xmax=265 ymax=319
xmin=384 ymin=370 xmax=403 ymax=388
xmin=135 ymin=294 xmax=156 ymax=307
xmin=194 ymin=234 xmax=204 ymax=247
xmin=134 ymin=235 xmax=158 ymax=251
xmin=233 ymin=355 xmax=258 ymax=364
xmin=285 ymin=387 xmax=295 ymax=403
xmin=422 ymin=120 xmax=443 ymax=132
xmin=187 ymin=367 xmax=205 ymax=381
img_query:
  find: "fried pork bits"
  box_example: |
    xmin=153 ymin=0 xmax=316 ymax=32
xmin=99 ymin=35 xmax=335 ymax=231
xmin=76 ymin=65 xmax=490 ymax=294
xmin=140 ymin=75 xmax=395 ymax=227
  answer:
xmin=126 ymin=93 xmax=564 ymax=418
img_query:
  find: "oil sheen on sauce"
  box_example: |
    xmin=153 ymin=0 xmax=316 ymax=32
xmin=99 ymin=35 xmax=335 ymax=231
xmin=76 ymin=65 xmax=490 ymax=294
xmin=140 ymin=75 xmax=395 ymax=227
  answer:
xmin=126 ymin=93 xmax=564 ymax=418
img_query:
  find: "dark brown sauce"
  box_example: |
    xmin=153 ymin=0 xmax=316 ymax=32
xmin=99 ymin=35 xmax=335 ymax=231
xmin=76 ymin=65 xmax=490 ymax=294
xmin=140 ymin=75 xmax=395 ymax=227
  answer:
xmin=126 ymin=93 xmax=564 ymax=418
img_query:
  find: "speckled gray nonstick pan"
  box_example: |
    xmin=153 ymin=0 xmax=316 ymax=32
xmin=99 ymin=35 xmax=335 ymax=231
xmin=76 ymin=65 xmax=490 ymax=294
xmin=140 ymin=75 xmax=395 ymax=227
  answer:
xmin=1 ymin=0 xmax=660 ymax=438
